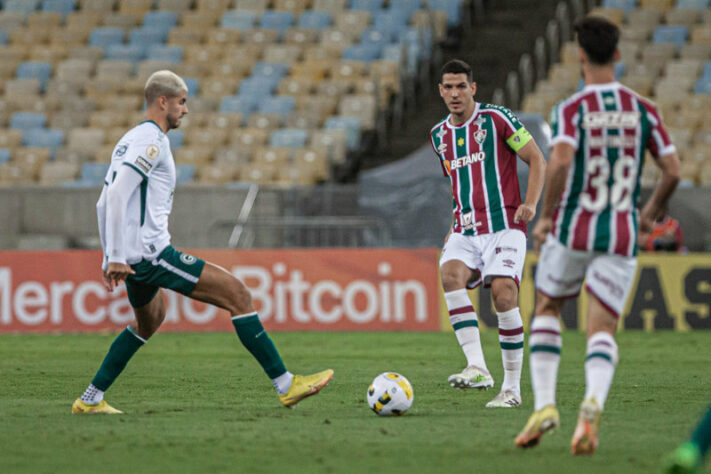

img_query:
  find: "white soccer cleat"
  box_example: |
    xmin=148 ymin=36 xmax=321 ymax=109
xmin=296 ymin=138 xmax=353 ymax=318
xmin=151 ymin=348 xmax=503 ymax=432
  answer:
xmin=486 ymin=390 xmax=522 ymax=408
xmin=448 ymin=365 xmax=494 ymax=390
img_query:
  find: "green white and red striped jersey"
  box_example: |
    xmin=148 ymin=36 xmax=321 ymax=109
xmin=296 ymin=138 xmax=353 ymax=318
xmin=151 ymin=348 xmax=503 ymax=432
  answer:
xmin=430 ymin=102 xmax=533 ymax=236
xmin=549 ymin=81 xmax=676 ymax=257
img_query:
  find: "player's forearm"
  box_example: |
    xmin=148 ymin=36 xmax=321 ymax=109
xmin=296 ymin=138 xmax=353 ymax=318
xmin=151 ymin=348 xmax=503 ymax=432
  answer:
xmin=96 ymin=188 xmax=109 ymax=270
xmin=540 ymin=159 xmax=570 ymax=219
xmin=523 ymin=152 xmax=546 ymax=207
xmin=105 ymin=186 xmax=128 ymax=264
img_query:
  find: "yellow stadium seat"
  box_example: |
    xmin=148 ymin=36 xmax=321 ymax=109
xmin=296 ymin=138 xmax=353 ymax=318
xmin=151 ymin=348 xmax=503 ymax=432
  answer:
xmin=247 ymin=113 xmax=283 ymax=131
xmin=0 ymin=130 xmax=23 ymax=149
xmin=214 ymin=146 xmax=252 ymax=167
xmin=197 ymin=163 xmax=240 ymax=184
xmin=175 ymin=146 xmax=214 ymax=166
xmin=639 ymin=0 xmax=674 ymax=11
xmin=0 ymin=163 xmax=35 ymax=185
xmin=39 ymin=161 xmax=80 ymax=185
xmin=680 ymin=43 xmax=711 ymax=60
xmin=181 ymin=10 xmax=221 ymax=27
xmin=27 ymin=12 xmax=63 ymax=28
xmin=275 ymin=0 xmax=308 ymax=13
xmin=264 ymin=44 xmax=303 ymax=65
xmin=231 ymin=127 xmax=269 ymax=150
xmin=206 ymin=113 xmax=244 ymax=130
xmin=186 ymin=128 xmax=229 ymax=148
xmin=168 ymin=27 xmax=207 ymax=46
xmin=200 ymin=77 xmax=241 ymax=98
xmin=628 ymin=7 xmax=662 ymax=28
xmin=691 ymin=25 xmax=711 ymax=44
xmin=293 ymin=148 xmax=328 ymax=181
xmin=309 ymin=129 xmax=347 ymax=164
xmin=284 ymin=28 xmax=319 ymax=45
xmin=665 ymin=8 xmax=701 ymax=28
xmin=157 ymin=0 xmax=194 ymax=13
xmin=80 ymin=0 xmax=117 ymax=13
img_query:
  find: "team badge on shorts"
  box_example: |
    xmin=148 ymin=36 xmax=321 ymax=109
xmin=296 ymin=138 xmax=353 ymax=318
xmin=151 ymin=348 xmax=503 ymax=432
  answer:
xmin=180 ymin=253 xmax=197 ymax=265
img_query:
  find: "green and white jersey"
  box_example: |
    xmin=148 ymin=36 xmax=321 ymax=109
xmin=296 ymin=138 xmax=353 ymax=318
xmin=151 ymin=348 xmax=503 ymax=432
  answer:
xmin=97 ymin=120 xmax=175 ymax=266
xmin=549 ymin=82 xmax=676 ymax=257
xmin=429 ymin=102 xmax=533 ymax=236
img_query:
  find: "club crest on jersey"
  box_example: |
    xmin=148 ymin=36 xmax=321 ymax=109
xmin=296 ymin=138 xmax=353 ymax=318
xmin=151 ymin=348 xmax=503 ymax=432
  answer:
xmin=146 ymin=144 xmax=160 ymax=159
xmin=473 ymin=129 xmax=487 ymax=144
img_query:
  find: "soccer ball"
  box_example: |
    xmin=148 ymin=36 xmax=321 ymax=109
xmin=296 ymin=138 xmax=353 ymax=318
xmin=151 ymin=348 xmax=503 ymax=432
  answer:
xmin=366 ymin=372 xmax=414 ymax=416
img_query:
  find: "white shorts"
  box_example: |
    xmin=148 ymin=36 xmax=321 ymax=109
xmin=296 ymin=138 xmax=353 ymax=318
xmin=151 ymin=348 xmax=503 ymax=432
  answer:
xmin=535 ymin=234 xmax=638 ymax=317
xmin=439 ymin=229 xmax=527 ymax=289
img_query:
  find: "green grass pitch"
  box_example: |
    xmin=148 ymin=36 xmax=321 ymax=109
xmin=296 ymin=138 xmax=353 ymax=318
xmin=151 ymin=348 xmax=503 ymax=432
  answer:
xmin=1 ymin=331 xmax=709 ymax=473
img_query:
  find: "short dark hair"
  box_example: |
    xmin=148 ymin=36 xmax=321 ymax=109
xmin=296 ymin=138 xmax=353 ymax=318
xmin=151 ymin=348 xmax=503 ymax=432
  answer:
xmin=441 ymin=59 xmax=473 ymax=82
xmin=574 ymin=16 xmax=620 ymax=65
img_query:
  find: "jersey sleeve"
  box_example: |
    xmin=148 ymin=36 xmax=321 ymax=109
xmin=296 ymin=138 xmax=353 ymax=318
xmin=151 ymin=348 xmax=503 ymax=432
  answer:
xmin=490 ymin=105 xmax=533 ymax=153
xmin=120 ymin=135 xmax=164 ymax=180
xmin=430 ymin=126 xmax=450 ymax=177
xmin=549 ymin=100 xmax=579 ymax=149
xmin=644 ymin=104 xmax=676 ymax=159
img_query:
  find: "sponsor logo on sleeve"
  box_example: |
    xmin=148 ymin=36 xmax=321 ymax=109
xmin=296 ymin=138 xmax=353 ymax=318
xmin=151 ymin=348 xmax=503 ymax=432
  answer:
xmin=135 ymin=156 xmax=153 ymax=174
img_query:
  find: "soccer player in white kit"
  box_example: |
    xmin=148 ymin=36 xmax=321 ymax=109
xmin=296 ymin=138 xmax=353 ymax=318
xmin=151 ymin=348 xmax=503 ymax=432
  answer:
xmin=515 ymin=17 xmax=680 ymax=454
xmin=72 ymin=71 xmax=333 ymax=414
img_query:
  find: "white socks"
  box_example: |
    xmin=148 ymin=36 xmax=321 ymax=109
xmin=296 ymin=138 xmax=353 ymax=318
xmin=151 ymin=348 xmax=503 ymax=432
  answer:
xmin=584 ymin=332 xmax=618 ymax=409
xmin=445 ymin=289 xmax=488 ymax=372
xmin=81 ymin=384 xmax=104 ymax=405
xmin=497 ymin=307 xmax=524 ymax=395
xmin=529 ymin=315 xmax=562 ymax=411
xmin=272 ymin=371 xmax=294 ymax=395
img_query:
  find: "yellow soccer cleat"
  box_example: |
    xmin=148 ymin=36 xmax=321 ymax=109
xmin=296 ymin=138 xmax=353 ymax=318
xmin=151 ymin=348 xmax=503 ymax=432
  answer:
xmin=72 ymin=398 xmax=123 ymax=414
xmin=278 ymin=369 xmax=334 ymax=408
xmin=571 ymin=398 xmax=601 ymax=456
xmin=515 ymin=404 xmax=560 ymax=449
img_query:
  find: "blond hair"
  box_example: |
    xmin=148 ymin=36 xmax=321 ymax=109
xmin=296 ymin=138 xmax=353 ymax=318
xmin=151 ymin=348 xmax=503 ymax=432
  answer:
xmin=144 ymin=70 xmax=188 ymax=106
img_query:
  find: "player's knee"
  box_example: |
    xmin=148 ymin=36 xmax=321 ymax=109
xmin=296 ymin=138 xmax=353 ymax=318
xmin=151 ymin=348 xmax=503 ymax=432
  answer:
xmin=440 ymin=269 xmax=465 ymax=292
xmin=225 ymin=278 xmax=253 ymax=315
xmin=492 ymin=279 xmax=518 ymax=312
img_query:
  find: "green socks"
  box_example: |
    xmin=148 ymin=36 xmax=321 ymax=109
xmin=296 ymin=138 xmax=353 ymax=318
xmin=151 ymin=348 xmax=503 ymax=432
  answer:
xmin=231 ymin=313 xmax=287 ymax=379
xmin=91 ymin=326 xmax=146 ymax=391
xmin=691 ymin=405 xmax=711 ymax=458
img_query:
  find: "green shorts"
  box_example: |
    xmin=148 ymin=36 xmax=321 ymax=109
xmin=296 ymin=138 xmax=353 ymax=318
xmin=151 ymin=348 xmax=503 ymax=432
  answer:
xmin=125 ymin=245 xmax=206 ymax=308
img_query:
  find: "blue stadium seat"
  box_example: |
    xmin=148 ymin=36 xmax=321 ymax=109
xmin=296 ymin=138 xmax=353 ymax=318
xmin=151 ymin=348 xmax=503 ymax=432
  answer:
xmin=677 ymin=0 xmax=710 ymax=9
xmin=220 ymin=95 xmax=259 ymax=117
xmin=614 ymin=62 xmax=626 ymax=79
xmin=41 ymin=0 xmax=75 ymax=16
xmin=0 ymin=149 xmax=11 ymax=165
xmin=298 ymin=11 xmax=332 ymax=29
xmin=167 ymin=129 xmax=184 ymax=149
xmin=325 ymin=116 xmax=361 ymax=150
xmin=105 ymin=44 xmax=145 ymax=62
xmin=175 ymin=164 xmax=194 ymax=185
xmin=143 ymin=11 xmax=178 ymax=29
xmin=16 ymin=61 xmax=52 ymax=90
xmin=399 ymin=27 xmax=430 ymax=60
xmin=260 ymin=11 xmax=294 ymax=35
xmin=251 ymin=61 xmax=289 ymax=79
xmin=428 ymin=0 xmax=463 ymax=27
xmin=89 ymin=27 xmax=124 ymax=48
xmin=4 ymin=0 xmax=40 ymax=14
xmin=0 ymin=30 xmax=9 ymax=46
xmin=146 ymin=45 xmax=183 ymax=62
xmin=183 ymin=77 xmax=199 ymax=96
xmin=382 ymin=44 xmax=404 ymax=63
xmin=695 ymin=77 xmax=711 ymax=94
xmin=10 ymin=112 xmax=46 ymax=130
xmin=22 ymin=129 xmax=63 ymax=153
xmin=351 ymin=0 xmax=383 ymax=15
xmin=270 ymin=128 xmax=309 ymax=148
xmin=343 ymin=44 xmax=381 ymax=62
xmin=78 ymin=162 xmax=110 ymax=186
xmin=360 ymin=28 xmax=390 ymax=51
xmin=602 ymin=0 xmax=636 ymax=13
xmin=652 ymin=25 xmax=688 ymax=49
xmin=221 ymin=10 xmax=257 ymax=30
xmin=258 ymin=96 xmax=295 ymax=117
xmin=130 ymin=28 xmax=169 ymax=45
xmin=239 ymin=76 xmax=281 ymax=96
xmin=373 ymin=10 xmax=408 ymax=35
xmin=389 ymin=0 xmax=423 ymax=17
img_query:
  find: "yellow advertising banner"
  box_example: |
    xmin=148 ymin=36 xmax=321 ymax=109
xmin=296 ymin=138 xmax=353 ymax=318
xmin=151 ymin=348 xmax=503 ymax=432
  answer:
xmin=440 ymin=253 xmax=711 ymax=332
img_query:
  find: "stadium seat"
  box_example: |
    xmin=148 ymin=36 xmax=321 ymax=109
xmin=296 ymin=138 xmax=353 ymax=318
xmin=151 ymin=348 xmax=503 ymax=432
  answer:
xmin=41 ymin=0 xmax=75 ymax=16
xmin=16 ymin=61 xmax=51 ymax=90
xmin=270 ymin=128 xmax=309 ymax=148
xmin=175 ymin=163 xmax=196 ymax=184
xmin=312 ymin=0 xmax=348 ymax=15
xmin=0 ymin=149 xmax=11 ymax=165
xmin=343 ymin=44 xmax=381 ymax=62
xmin=676 ymin=0 xmax=709 ymax=9
xmin=89 ymin=27 xmax=125 ymax=48
xmin=428 ymin=0 xmax=463 ymax=27
xmin=252 ymin=61 xmax=289 ymax=79
xmin=695 ymin=77 xmax=711 ymax=93
xmin=220 ymin=95 xmax=259 ymax=117
xmin=146 ymin=45 xmax=183 ymax=63
xmin=129 ymin=28 xmax=169 ymax=46
xmin=0 ymin=30 xmax=9 ymax=46
xmin=350 ymin=0 xmax=383 ymax=15
xmin=105 ymin=44 xmax=146 ymax=62
xmin=143 ymin=11 xmax=178 ymax=29
xmin=298 ymin=11 xmax=332 ymax=29
xmin=4 ymin=0 xmax=40 ymax=14
xmin=248 ymin=112 xmax=283 ymax=130
xmin=221 ymin=10 xmax=257 ymax=30
xmin=166 ymin=129 xmax=184 ymax=149
xmin=325 ymin=116 xmax=361 ymax=150
xmin=258 ymin=96 xmax=295 ymax=117
xmin=10 ymin=112 xmax=46 ymax=130
xmin=653 ymin=25 xmax=689 ymax=49
xmin=183 ymin=77 xmax=199 ymax=97
xmin=77 ymin=162 xmax=109 ymax=185
xmin=602 ymin=0 xmax=637 ymax=13
xmin=665 ymin=8 xmax=701 ymax=28
xmin=264 ymin=44 xmax=304 ymax=65
xmin=309 ymin=128 xmax=347 ymax=163
xmin=40 ymin=161 xmax=80 ymax=185
xmin=230 ymin=127 xmax=269 ymax=150
xmin=196 ymin=163 xmax=239 ymax=184
xmin=260 ymin=10 xmax=294 ymax=35
xmin=239 ymin=76 xmax=281 ymax=96
xmin=22 ymin=128 xmax=63 ymax=151
xmin=0 ymin=130 xmax=23 ymax=149
xmin=157 ymin=0 xmax=193 ymax=13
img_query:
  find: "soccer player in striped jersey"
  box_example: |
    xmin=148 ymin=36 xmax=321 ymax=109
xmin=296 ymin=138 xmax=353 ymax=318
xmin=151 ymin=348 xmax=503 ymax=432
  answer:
xmin=430 ymin=60 xmax=546 ymax=408
xmin=515 ymin=17 xmax=680 ymax=454
xmin=72 ymin=70 xmax=333 ymax=414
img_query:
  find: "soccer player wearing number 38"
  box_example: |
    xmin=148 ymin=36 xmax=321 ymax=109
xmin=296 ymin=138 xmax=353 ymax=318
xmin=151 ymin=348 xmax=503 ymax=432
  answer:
xmin=430 ymin=60 xmax=547 ymax=408
xmin=515 ymin=17 xmax=680 ymax=454
xmin=71 ymin=71 xmax=332 ymax=414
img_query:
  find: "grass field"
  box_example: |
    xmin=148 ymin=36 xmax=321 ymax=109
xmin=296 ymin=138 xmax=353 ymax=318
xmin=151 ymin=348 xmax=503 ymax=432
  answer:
xmin=1 ymin=330 xmax=710 ymax=473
